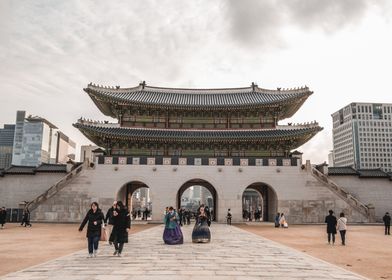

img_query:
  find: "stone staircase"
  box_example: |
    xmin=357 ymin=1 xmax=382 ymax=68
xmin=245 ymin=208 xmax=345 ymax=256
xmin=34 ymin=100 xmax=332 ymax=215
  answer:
xmin=29 ymin=164 xmax=94 ymax=222
xmin=311 ymin=167 xmax=375 ymax=222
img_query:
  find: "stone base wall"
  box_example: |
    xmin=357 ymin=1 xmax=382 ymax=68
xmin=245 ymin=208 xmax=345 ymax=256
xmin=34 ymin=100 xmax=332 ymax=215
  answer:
xmin=329 ymin=175 xmax=392 ymax=222
xmin=29 ymin=163 xmax=370 ymax=224
xmin=0 ymin=173 xmax=65 ymax=208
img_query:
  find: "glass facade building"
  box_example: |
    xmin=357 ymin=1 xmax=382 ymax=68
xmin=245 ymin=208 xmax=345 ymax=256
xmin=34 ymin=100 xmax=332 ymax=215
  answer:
xmin=332 ymin=102 xmax=392 ymax=172
xmin=0 ymin=124 xmax=15 ymax=169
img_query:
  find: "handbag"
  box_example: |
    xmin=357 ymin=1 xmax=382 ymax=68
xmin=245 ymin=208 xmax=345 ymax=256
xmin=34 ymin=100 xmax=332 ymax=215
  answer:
xmin=100 ymin=225 xmax=106 ymax=241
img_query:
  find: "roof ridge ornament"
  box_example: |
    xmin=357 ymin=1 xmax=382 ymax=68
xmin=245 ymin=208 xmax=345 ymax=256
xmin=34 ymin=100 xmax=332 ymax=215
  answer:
xmin=251 ymin=82 xmax=258 ymax=92
xmin=139 ymin=81 xmax=146 ymax=89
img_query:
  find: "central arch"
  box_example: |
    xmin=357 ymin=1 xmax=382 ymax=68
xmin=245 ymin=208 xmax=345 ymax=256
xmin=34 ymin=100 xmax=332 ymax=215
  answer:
xmin=177 ymin=179 xmax=217 ymax=221
xmin=243 ymin=182 xmax=278 ymax=222
xmin=117 ymin=181 xmax=151 ymax=220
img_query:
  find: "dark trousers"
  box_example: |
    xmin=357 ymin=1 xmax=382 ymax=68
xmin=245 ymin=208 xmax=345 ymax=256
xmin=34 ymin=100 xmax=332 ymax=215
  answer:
xmin=114 ymin=242 xmax=124 ymax=253
xmin=327 ymin=233 xmax=335 ymax=244
xmin=385 ymin=225 xmax=390 ymax=235
xmin=87 ymin=235 xmax=100 ymax=254
xmin=339 ymin=230 xmax=346 ymax=245
xmin=227 ymin=218 xmax=231 ymax=225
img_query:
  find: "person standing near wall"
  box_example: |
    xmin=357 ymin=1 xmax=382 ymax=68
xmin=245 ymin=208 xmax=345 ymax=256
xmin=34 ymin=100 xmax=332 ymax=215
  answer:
xmin=79 ymin=202 xmax=105 ymax=258
xmin=325 ymin=210 xmax=337 ymax=245
xmin=383 ymin=212 xmax=391 ymax=235
xmin=0 ymin=207 xmax=6 ymax=229
xmin=336 ymin=212 xmax=347 ymax=245
xmin=20 ymin=207 xmax=32 ymax=227
xmin=226 ymin=209 xmax=232 ymax=225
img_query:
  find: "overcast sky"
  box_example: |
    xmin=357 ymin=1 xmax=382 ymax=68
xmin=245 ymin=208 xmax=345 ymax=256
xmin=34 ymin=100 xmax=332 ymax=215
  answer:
xmin=1 ymin=0 xmax=391 ymax=162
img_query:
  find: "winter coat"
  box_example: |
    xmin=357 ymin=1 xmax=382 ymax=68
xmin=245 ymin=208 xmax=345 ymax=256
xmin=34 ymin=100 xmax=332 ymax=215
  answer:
xmin=79 ymin=209 xmax=104 ymax=238
xmin=105 ymin=207 xmax=116 ymax=225
xmin=109 ymin=208 xmax=131 ymax=243
xmin=337 ymin=217 xmax=347 ymax=231
xmin=383 ymin=214 xmax=391 ymax=226
xmin=325 ymin=214 xmax=337 ymax=234
xmin=0 ymin=210 xmax=6 ymax=223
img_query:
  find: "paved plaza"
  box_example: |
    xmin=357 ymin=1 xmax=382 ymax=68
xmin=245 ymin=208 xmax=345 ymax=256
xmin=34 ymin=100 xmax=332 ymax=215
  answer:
xmin=1 ymin=224 xmax=367 ymax=280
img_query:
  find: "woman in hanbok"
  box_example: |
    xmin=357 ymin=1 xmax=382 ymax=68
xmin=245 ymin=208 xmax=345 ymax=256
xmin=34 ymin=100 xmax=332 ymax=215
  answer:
xmin=163 ymin=207 xmax=183 ymax=245
xmin=192 ymin=206 xmax=211 ymax=243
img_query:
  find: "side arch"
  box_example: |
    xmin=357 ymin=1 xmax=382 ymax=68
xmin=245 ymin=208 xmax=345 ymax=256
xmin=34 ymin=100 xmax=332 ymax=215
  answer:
xmin=243 ymin=182 xmax=278 ymax=222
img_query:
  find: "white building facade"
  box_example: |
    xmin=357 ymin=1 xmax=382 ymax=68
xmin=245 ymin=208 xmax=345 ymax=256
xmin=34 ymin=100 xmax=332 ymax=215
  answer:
xmin=332 ymin=102 xmax=392 ymax=172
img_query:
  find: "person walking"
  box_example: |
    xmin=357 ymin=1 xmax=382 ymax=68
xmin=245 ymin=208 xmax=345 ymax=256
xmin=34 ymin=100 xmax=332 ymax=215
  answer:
xmin=163 ymin=206 xmax=183 ymax=245
xmin=226 ymin=209 xmax=232 ymax=225
xmin=325 ymin=210 xmax=337 ymax=245
xmin=337 ymin=212 xmax=347 ymax=245
xmin=104 ymin=201 xmax=117 ymax=245
xmin=274 ymin=212 xmax=280 ymax=228
xmin=0 ymin=207 xmax=6 ymax=229
xmin=79 ymin=202 xmax=105 ymax=258
xmin=20 ymin=207 xmax=32 ymax=227
xmin=383 ymin=212 xmax=391 ymax=235
xmin=109 ymin=201 xmax=131 ymax=257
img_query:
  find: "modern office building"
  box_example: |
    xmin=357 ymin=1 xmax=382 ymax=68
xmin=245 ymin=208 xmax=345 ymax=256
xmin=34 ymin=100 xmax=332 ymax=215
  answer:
xmin=11 ymin=111 xmax=76 ymax=166
xmin=332 ymin=102 xmax=392 ymax=172
xmin=0 ymin=124 xmax=16 ymax=169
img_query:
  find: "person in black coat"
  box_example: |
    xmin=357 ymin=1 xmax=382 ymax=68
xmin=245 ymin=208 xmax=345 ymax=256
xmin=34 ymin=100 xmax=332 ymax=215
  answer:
xmin=104 ymin=201 xmax=117 ymax=245
xmin=383 ymin=212 xmax=391 ymax=235
xmin=109 ymin=201 xmax=131 ymax=257
xmin=21 ymin=207 xmax=32 ymax=227
xmin=325 ymin=210 xmax=337 ymax=244
xmin=79 ymin=202 xmax=105 ymax=258
xmin=0 ymin=207 xmax=6 ymax=229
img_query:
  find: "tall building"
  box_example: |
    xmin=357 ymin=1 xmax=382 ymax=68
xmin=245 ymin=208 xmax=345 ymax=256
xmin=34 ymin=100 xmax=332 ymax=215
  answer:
xmin=0 ymin=124 xmax=15 ymax=169
xmin=332 ymin=102 xmax=392 ymax=172
xmin=12 ymin=111 xmax=76 ymax=166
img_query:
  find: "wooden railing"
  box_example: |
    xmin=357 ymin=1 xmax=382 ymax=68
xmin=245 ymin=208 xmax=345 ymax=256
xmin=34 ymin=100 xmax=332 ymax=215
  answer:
xmin=27 ymin=164 xmax=84 ymax=212
xmin=311 ymin=167 xmax=372 ymax=219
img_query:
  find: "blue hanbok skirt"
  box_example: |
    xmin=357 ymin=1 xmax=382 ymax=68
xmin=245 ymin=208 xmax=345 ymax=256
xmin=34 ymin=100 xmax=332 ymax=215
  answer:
xmin=163 ymin=224 xmax=184 ymax=245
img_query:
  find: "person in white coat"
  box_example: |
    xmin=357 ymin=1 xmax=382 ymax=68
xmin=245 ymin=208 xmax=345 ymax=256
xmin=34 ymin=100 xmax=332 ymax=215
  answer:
xmin=337 ymin=212 xmax=347 ymax=245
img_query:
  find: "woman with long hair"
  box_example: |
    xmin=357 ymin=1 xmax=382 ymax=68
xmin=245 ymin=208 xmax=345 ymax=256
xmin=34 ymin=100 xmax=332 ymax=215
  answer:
xmin=192 ymin=206 xmax=211 ymax=243
xmin=163 ymin=206 xmax=183 ymax=245
xmin=79 ymin=202 xmax=105 ymax=258
xmin=109 ymin=201 xmax=131 ymax=256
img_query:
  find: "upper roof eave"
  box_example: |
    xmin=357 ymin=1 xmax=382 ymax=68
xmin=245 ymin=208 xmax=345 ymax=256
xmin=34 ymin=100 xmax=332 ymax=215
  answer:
xmin=84 ymin=83 xmax=313 ymax=118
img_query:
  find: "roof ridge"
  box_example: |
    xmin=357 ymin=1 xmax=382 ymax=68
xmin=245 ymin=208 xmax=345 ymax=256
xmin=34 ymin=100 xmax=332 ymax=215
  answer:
xmin=86 ymin=82 xmax=310 ymax=94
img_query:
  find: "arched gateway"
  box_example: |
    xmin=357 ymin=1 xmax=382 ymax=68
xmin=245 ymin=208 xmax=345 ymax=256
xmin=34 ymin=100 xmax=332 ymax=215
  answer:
xmin=242 ymin=183 xmax=278 ymax=222
xmin=177 ymin=179 xmax=217 ymax=221
xmin=117 ymin=181 xmax=151 ymax=220
xmin=74 ymin=81 xmax=322 ymax=224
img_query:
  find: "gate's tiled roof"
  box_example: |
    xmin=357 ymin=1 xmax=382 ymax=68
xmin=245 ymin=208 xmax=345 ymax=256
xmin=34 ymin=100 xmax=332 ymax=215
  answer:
xmin=85 ymin=82 xmax=312 ymax=118
xmin=73 ymin=121 xmax=322 ymax=145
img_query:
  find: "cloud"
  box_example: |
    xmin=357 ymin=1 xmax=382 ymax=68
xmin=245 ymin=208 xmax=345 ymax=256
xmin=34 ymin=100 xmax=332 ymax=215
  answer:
xmin=225 ymin=0 xmax=390 ymax=46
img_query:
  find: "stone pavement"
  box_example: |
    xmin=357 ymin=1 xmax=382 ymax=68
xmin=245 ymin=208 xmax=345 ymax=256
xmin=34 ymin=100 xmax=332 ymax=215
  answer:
xmin=1 ymin=224 xmax=367 ymax=280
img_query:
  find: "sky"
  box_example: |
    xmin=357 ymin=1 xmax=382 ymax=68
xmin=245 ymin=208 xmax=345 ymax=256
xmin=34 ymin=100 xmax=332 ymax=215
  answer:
xmin=0 ymin=0 xmax=391 ymax=162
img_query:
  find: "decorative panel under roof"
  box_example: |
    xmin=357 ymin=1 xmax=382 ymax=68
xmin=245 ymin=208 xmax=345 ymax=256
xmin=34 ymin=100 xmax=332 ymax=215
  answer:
xmin=85 ymin=83 xmax=312 ymax=119
xmin=73 ymin=121 xmax=322 ymax=146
